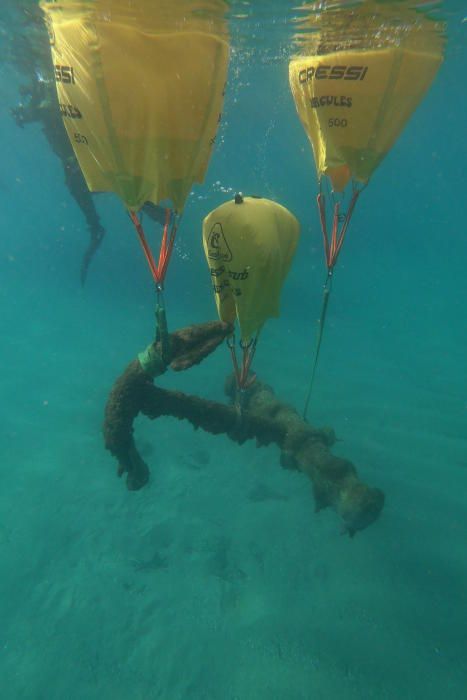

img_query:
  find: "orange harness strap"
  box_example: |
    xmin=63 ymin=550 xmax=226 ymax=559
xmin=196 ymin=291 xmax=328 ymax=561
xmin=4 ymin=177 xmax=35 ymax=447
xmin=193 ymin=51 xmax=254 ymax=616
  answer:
xmin=317 ymin=190 xmax=360 ymax=271
xmin=129 ymin=208 xmax=177 ymax=286
xmin=227 ymin=335 xmax=258 ymax=393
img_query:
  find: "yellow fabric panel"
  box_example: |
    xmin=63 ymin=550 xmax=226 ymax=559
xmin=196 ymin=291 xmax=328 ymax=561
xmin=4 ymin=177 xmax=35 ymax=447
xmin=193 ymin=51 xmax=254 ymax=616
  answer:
xmin=289 ymin=2 xmax=444 ymax=192
xmin=40 ymin=0 xmax=229 ymax=212
xmin=202 ymin=197 xmax=300 ymax=340
xmin=289 ymin=46 xmax=442 ymax=191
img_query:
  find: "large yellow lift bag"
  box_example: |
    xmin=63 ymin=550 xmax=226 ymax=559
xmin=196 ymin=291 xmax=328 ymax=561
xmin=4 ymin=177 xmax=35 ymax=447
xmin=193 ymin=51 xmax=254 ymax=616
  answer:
xmin=203 ymin=197 xmax=300 ymax=340
xmin=289 ymin=4 xmax=444 ymax=191
xmin=40 ymin=0 xmax=229 ymax=212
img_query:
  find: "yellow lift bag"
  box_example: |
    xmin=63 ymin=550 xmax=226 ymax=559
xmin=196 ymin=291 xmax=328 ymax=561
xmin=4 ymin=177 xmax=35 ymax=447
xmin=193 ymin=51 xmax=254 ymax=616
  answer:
xmin=203 ymin=195 xmax=300 ymax=341
xmin=40 ymin=0 xmax=229 ymax=212
xmin=288 ymin=2 xmax=445 ymax=420
xmin=289 ymin=2 xmax=445 ymax=191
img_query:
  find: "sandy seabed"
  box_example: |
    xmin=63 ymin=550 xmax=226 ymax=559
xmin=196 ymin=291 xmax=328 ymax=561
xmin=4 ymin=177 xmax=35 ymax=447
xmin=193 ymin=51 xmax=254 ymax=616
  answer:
xmin=1 ymin=278 xmax=466 ymax=700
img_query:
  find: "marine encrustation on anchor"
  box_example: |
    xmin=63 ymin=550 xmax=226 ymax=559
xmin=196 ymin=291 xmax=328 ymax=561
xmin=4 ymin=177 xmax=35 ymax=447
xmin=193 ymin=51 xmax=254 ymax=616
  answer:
xmin=103 ymin=317 xmax=384 ymax=537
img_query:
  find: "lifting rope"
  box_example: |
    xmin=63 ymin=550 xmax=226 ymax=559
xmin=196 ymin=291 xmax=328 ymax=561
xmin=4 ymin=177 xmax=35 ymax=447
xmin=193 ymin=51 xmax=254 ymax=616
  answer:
xmin=303 ymin=186 xmax=360 ymax=421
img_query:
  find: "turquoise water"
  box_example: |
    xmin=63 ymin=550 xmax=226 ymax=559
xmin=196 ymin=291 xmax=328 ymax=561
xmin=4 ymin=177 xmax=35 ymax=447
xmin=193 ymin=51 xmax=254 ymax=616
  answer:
xmin=1 ymin=2 xmax=466 ymax=698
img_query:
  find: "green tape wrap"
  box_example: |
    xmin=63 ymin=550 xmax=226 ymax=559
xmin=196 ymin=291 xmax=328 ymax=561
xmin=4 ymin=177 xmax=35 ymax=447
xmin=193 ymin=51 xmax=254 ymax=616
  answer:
xmin=137 ymin=344 xmax=167 ymax=377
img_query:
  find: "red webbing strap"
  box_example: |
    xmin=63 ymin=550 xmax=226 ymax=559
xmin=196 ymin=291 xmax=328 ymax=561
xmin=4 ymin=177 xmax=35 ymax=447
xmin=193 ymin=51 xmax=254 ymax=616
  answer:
xmin=227 ymin=335 xmax=258 ymax=392
xmin=240 ymin=339 xmax=257 ymax=389
xmin=317 ymin=193 xmax=330 ymax=266
xmin=157 ymin=207 xmax=177 ymax=284
xmin=316 ymin=190 xmax=360 ymax=271
xmin=129 ymin=208 xmax=177 ymax=286
xmin=227 ymin=337 xmax=242 ymax=389
xmin=129 ymin=211 xmax=159 ymax=282
xmin=333 ymin=190 xmax=359 ymax=262
xmin=329 ymin=201 xmax=340 ymax=264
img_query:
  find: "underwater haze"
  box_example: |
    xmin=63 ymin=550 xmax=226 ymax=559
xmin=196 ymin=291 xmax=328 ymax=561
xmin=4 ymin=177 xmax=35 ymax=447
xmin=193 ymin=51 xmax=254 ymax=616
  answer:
xmin=1 ymin=1 xmax=466 ymax=698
